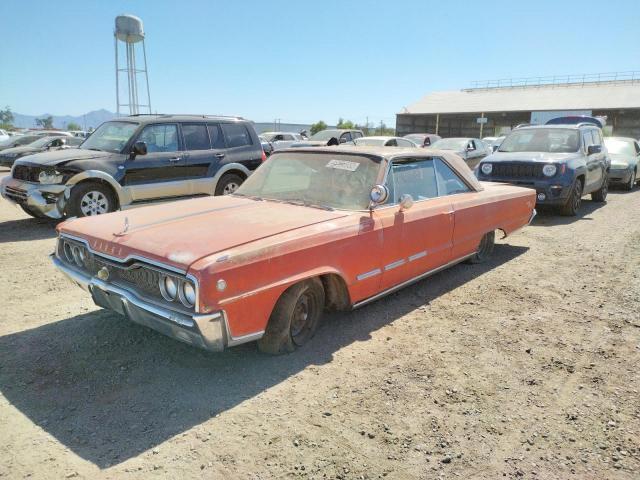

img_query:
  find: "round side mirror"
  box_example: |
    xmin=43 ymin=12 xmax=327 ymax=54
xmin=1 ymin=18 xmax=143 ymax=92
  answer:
xmin=369 ymin=184 xmax=389 ymax=205
xmin=399 ymin=193 xmax=414 ymax=211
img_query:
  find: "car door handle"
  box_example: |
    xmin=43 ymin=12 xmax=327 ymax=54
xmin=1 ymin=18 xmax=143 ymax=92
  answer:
xmin=168 ymin=156 xmax=182 ymax=162
xmin=215 ymin=153 xmax=225 ymax=158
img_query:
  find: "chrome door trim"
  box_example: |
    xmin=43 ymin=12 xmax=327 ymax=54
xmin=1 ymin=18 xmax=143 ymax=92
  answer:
xmin=352 ymin=253 xmax=475 ymax=309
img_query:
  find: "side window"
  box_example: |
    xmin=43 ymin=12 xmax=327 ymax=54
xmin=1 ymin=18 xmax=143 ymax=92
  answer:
xmin=283 ymin=134 xmax=295 ymax=141
xmin=207 ymin=123 xmax=225 ymax=149
xmin=468 ymin=140 xmax=476 ymax=151
xmin=221 ymin=123 xmax=252 ymax=148
xmin=352 ymin=131 xmax=363 ymax=139
xmin=341 ymin=132 xmax=353 ymax=143
xmin=385 ymin=139 xmax=398 ymax=147
xmin=388 ymin=159 xmax=438 ymax=203
xmin=591 ymin=130 xmax=601 ymax=146
xmin=137 ymin=124 xmax=179 ymax=153
xmin=435 ymin=158 xmax=471 ymax=196
xmin=273 ymin=134 xmax=284 ymax=141
xmin=582 ymin=131 xmax=593 ymax=151
xmin=635 ymin=142 xmax=640 ymax=155
xmin=182 ymin=124 xmax=210 ymax=151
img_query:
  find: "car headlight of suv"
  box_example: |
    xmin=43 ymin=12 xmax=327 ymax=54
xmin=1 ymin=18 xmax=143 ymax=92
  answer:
xmin=542 ymin=164 xmax=557 ymax=177
xmin=480 ymin=163 xmax=493 ymax=175
xmin=159 ymin=274 xmax=197 ymax=308
xmin=38 ymin=170 xmax=64 ymax=184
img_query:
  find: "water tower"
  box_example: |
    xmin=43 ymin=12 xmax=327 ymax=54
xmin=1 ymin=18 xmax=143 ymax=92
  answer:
xmin=114 ymin=14 xmax=151 ymax=115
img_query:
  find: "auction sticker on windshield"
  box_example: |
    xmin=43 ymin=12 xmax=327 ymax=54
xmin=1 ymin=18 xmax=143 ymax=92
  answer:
xmin=326 ymin=159 xmax=360 ymax=171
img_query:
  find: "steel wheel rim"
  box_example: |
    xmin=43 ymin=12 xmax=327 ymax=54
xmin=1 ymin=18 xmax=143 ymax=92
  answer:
xmin=290 ymin=290 xmax=317 ymax=345
xmin=80 ymin=191 xmax=109 ymax=216
xmin=223 ymin=182 xmax=239 ymax=195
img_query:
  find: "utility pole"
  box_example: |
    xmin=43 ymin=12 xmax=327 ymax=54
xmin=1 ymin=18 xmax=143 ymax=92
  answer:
xmin=365 ymin=116 xmax=369 ymax=135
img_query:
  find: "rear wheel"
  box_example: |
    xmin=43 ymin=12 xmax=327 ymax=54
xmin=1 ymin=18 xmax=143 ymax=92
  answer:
xmin=560 ymin=178 xmax=583 ymax=216
xmin=468 ymin=231 xmax=495 ymax=264
xmin=67 ymin=182 xmax=117 ymax=218
xmin=591 ymin=173 xmax=608 ymax=202
xmin=257 ymin=278 xmax=325 ymax=355
xmin=215 ymin=173 xmax=244 ymax=196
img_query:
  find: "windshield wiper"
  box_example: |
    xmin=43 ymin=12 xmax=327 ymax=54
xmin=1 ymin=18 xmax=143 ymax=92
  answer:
xmin=86 ymin=148 xmax=103 ymax=152
xmin=281 ymin=198 xmax=334 ymax=211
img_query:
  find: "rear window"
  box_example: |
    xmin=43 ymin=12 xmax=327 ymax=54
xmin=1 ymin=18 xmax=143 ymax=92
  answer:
xmin=221 ymin=123 xmax=252 ymax=148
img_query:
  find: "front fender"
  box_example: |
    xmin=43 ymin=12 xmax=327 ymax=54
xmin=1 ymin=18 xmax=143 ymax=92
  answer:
xmin=65 ymin=170 xmax=130 ymax=205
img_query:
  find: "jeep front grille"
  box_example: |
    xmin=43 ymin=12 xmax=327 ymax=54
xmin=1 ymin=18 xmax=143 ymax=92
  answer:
xmin=492 ymin=162 xmax=544 ymax=179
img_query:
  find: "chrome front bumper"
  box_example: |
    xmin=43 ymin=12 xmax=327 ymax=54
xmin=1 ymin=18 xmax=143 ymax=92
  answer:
xmin=1 ymin=176 xmax=67 ymax=218
xmin=51 ymin=254 xmax=228 ymax=351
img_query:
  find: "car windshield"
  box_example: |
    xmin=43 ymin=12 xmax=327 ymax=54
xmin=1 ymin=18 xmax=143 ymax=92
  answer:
xmin=354 ymin=138 xmax=386 ymax=146
xmin=80 ymin=121 xmax=139 ymax=153
xmin=309 ymin=130 xmax=340 ymax=141
xmin=604 ymin=138 xmax=635 ymax=156
xmin=1 ymin=135 xmax=39 ymax=147
xmin=431 ymin=138 xmax=468 ymax=151
xmin=499 ymin=128 xmax=579 ymax=153
xmin=234 ymin=152 xmax=381 ymax=210
xmin=29 ymin=137 xmax=57 ymax=148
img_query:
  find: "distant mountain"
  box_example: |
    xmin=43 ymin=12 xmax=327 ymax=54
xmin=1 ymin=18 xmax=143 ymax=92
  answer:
xmin=12 ymin=109 xmax=117 ymax=130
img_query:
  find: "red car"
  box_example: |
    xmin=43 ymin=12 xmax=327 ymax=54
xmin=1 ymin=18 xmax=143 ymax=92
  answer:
xmin=52 ymin=147 xmax=536 ymax=354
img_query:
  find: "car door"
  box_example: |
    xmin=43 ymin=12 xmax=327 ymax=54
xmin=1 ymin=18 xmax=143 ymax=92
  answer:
xmin=220 ymin=122 xmax=261 ymax=171
xmin=122 ymin=123 xmax=188 ymax=201
xmin=581 ymin=129 xmax=601 ymax=192
xmin=179 ymin=123 xmax=217 ymax=193
xmin=376 ymin=157 xmax=454 ymax=291
xmin=589 ymin=129 xmax=606 ymax=191
xmin=433 ymin=157 xmax=487 ymax=259
xmin=339 ymin=132 xmax=353 ymax=145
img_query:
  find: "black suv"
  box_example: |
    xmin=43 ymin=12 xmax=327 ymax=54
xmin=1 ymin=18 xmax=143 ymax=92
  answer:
xmin=1 ymin=115 xmax=264 ymax=218
xmin=476 ymin=120 xmax=610 ymax=216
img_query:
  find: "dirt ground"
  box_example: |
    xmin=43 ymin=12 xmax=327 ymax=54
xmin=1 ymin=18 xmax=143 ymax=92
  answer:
xmin=0 ymin=168 xmax=638 ymax=480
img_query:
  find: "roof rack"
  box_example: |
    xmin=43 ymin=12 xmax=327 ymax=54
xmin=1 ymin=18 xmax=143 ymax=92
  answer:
xmin=126 ymin=113 xmax=245 ymax=120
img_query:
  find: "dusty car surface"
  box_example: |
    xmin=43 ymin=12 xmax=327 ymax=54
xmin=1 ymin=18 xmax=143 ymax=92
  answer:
xmin=0 ymin=136 xmax=83 ymax=167
xmin=52 ymin=146 xmax=536 ymax=354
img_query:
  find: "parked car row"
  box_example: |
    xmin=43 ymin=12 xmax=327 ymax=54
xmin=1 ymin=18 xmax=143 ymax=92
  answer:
xmin=0 ymin=113 xmax=635 ymax=356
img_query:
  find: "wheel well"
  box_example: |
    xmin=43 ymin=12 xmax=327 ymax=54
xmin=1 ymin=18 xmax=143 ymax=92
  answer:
xmin=320 ymin=273 xmax=351 ymax=311
xmin=220 ymin=169 xmax=247 ymax=180
xmin=575 ymin=174 xmax=585 ymax=187
xmin=72 ymin=179 xmax=120 ymax=209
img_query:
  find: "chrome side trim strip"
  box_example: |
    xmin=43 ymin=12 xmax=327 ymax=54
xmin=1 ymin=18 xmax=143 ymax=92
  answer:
xmin=408 ymin=250 xmax=427 ymax=262
xmin=384 ymin=259 xmax=405 ymax=271
xmin=352 ymin=253 xmax=475 ymax=309
xmin=356 ymin=268 xmax=382 ymax=281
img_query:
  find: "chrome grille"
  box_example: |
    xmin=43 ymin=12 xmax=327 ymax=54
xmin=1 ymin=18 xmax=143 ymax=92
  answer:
xmin=4 ymin=186 xmax=27 ymax=203
xmin=13 ymin=165 xmax=42 ymax=182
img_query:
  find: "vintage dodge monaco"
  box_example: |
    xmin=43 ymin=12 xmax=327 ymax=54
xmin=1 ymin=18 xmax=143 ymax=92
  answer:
xmin=52 ymin=147 xmax=536 ymax=354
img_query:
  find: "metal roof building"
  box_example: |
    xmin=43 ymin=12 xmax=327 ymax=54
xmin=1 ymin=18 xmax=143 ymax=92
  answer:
xmin=396 ymin=72 xmax=640 ymax=139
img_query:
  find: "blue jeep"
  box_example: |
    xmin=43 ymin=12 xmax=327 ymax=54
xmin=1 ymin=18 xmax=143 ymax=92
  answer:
xmin=476 ymin=120 xmax=610 ymax=216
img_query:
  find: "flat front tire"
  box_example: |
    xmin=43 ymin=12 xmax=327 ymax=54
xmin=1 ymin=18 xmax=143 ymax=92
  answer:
xmin=468 ymin=231 xmax=495 ymax=264
xmin=257 ymin=278 xmax=325 ymax=355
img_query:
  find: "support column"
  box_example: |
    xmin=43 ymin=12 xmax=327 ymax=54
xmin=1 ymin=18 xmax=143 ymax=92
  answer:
xmin=435 ymin=113 xmax=440 ymax=135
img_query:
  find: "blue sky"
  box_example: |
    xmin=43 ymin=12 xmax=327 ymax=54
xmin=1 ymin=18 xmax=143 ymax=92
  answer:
xmin=1 ymin=0 xmax=639 ymax=126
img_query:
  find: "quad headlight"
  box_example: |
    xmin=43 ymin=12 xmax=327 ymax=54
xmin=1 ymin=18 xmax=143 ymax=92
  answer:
xmin=38 ymin=170 xmax=64 ymax=184
xmin=542 ymin=164 xmax=557 ymax=177
xmin=61 ymin=240 xmax=88 ymax=267
xmin=159 ymin=274 xmax=196 ymax=308
xmin=480 ymin=163 xmax=493 ymax=175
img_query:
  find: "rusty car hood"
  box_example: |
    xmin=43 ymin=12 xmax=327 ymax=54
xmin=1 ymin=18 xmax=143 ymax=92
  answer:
xmin=57 ymin=195 xmax=350 ymax=271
